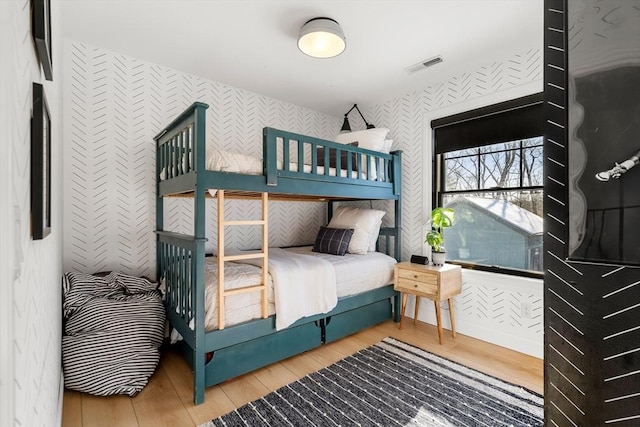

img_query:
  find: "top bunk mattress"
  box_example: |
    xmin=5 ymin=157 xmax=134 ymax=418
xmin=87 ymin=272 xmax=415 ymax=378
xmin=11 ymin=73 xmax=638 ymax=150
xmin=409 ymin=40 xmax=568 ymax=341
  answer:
xmin=202 ymin=246 xmax=396 ymax=332
xmin=207 ymin=149 xmax=360 ymax=177
xmin=160 ymin=148 xmax=377 ymax=180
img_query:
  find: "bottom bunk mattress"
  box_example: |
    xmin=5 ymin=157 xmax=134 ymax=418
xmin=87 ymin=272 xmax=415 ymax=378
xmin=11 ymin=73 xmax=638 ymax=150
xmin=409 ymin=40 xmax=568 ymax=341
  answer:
xmin=183 ymin=246 xmax=396 ymax=334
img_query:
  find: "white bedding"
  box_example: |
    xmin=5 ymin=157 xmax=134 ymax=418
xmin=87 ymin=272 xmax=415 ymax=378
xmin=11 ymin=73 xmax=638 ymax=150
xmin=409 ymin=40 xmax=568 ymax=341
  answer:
xmin=202 ymin=246 xmax=396 ymax=332
xmin=160 ymin=148 xmax=379 ymax=183
xmin=205 ymin=148 xmax=368 ymax=178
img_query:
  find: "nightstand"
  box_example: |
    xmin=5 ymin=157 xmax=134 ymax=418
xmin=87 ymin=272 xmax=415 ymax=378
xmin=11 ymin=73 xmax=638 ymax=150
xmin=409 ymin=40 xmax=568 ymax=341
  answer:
xmin=394 ymin=262 xmax=462 ymax=344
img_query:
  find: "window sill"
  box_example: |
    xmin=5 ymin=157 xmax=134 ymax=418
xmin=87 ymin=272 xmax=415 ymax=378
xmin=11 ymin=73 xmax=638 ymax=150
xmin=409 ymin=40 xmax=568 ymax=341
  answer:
xmin=448 ymin=261 xmax=544 ymax=280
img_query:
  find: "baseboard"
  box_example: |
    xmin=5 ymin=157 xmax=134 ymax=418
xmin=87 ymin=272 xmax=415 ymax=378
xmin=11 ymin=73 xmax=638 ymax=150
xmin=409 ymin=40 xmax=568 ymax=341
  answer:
xmin=456 ymin=322 xmax=543 ymax=359
xmin=412 ymin=268 xmax=544 ymax=359
xmin=57 ymin=372 xmax=64 ymax=427
xmin=416 ymin=316 xmax=543 ymax=359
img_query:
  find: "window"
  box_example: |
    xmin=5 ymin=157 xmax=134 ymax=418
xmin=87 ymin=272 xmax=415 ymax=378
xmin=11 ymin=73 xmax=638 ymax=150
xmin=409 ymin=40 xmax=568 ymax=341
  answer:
xmin=432 ymin=94 xmax=544 ymax=277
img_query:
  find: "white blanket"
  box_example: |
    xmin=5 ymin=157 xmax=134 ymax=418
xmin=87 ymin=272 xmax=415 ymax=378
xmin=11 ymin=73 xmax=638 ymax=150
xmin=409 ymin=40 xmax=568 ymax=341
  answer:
xmin=205 ymin=148 xmax=368 ymax=178
xmin=236 ymin=248 xmax=337 ymax=330
xmin=161 ymin=147 xmax=381 ymax=184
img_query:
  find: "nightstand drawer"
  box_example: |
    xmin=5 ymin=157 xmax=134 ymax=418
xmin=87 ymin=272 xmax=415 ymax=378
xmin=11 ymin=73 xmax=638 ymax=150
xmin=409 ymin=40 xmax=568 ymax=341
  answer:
xmin=397 ymin=268 xmax=438 ymax=286
xmin=395 ymin=277 xmax=438 ymax=295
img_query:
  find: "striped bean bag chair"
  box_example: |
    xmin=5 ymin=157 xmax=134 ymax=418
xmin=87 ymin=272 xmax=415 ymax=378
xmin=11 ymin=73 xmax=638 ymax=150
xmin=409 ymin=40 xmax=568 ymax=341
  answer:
xmin=62 ymin=272 xmax=165 ymax=396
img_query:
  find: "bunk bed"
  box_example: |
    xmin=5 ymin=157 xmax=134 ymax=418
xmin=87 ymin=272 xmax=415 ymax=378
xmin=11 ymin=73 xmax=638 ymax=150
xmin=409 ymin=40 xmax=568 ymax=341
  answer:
xmin=155 ymin=102 xmax=402 ymax=404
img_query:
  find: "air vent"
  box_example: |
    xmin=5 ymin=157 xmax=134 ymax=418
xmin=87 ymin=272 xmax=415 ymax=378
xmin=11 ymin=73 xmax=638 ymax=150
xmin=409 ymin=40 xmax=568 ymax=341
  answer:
xmin=404 ymin=56 xmax=443 ymax=74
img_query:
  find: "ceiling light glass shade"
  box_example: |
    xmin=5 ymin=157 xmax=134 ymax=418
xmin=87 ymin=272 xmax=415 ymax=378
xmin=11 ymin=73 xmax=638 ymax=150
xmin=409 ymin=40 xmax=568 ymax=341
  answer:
xmin=298 ymin=18 xmax=346 ymax=59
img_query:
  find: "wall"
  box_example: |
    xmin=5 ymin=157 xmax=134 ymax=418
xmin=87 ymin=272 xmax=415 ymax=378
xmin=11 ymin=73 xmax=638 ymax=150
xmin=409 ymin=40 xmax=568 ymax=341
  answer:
xmin=0 ymin=1 xmax=64 ymax=426
xmin=544 ymin=0 xmax=640 ymax=424
xmin=368 ymin=48 xmax=544 ymax=357
xmin=63 ymin=41 xmax=341 ymax=277
xmin=424 ymin=269 xmax=542 ymax=357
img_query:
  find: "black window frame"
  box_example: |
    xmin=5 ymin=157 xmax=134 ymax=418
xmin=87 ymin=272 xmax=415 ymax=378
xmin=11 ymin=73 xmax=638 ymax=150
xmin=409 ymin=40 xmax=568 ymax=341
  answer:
xmin=432 ymin=93 xmax=544 ymax=279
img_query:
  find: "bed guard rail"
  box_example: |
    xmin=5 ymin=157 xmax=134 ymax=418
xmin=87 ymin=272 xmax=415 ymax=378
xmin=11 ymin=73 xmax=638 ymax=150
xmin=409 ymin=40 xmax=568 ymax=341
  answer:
xmin=154 ymin=102 xmax=209 ymax=183
xmin=156 ymin=230 xmax=207 ymax=348
xmin=263 ymin=127 xmax=398 ymax=190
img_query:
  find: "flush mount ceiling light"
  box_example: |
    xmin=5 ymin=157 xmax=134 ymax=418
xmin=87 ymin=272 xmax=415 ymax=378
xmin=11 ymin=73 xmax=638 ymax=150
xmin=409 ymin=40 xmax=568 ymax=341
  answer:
xmin=298 ymin=17 xmax=346 ymax=59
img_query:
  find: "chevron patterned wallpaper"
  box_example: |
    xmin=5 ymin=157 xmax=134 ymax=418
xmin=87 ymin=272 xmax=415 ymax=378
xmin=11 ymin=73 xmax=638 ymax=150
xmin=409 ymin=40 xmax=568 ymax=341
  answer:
xmin=367 ymin=48 xmax=544 ymax=356
xmin=1 ymin=1 xmax=64 ymax=426
xmin=369 ymin=47 xmax=543 ymax=261
xmin=63 ymin=41 xmax=340 ymax=277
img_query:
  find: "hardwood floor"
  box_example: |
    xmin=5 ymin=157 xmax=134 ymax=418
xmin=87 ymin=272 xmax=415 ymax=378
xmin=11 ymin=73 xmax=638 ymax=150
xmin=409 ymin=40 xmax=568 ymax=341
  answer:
xmin=62 ymin=319 xmax=544 ymax=427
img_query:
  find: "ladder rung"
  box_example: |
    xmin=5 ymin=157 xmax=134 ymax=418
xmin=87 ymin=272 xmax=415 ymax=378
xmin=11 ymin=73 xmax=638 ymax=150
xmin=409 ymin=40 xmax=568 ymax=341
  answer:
xmin=217 ymin=190 xmax=269 ymax=330
xmin=222 ymin=253 xmax=266 ymax=262
xmin=223 ymin=284 xmax=266 ymax=296
xmin=222 ymin=220 xmax=266 ymax=226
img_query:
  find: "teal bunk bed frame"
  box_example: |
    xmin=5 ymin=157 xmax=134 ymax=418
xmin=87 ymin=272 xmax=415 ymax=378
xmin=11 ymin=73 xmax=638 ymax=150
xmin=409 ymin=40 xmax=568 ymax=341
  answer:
xmin=155 ymin=102 xmax=402 ymax=404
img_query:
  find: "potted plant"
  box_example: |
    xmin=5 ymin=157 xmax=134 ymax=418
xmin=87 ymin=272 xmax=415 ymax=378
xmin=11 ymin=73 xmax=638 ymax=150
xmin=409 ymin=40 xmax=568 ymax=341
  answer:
xmin=425 ymin=206 xmax=455 ymax=266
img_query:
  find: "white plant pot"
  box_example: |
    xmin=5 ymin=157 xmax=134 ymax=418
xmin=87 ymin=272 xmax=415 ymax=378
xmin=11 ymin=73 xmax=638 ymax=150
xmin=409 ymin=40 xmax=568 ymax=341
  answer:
xmin=432 ymin=251 xmax=446 ymax=266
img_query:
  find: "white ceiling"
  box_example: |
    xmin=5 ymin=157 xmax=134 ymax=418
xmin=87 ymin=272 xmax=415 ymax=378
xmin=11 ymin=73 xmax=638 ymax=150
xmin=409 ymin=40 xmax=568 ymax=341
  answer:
xmin=61 ymin=0 xmax=543 ymax=115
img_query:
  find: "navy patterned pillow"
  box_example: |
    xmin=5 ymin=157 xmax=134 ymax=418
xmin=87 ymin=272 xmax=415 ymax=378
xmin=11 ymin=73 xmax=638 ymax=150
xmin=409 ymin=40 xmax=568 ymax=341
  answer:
xmin=312 ymin=226 xmax=354 ymax=256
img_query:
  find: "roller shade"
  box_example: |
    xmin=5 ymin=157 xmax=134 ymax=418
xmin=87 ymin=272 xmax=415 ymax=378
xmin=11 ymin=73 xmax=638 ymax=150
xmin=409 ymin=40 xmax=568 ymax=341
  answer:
xmin=432 ymin=93 xmax=543 ymax=154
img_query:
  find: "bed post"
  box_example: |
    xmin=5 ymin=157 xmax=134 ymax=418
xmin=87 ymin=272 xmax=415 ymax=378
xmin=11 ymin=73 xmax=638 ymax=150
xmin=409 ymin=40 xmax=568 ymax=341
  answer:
xmin=156 ymin=140 xmax=164 ymax=284
xmin=392 ymin=150 xmax=402 ymax=261
xmin=263 ymin=127 xmax=278 ymax=186
xmin=192 ymin=103 xmax=208 ymax=405
xmin=392 ymin=150 xmax=402 ymax=322
xmin=393 ymin=194 xmax=403 ymax=323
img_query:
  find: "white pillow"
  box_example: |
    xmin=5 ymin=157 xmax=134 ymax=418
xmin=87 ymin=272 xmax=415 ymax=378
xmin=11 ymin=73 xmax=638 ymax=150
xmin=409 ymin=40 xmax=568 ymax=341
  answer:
xmin=327 ymin=207 xmax=385 ymax=254
xmin=381 ymin=139 xmax=393 ymax=154
xmin=335 ymin=129 xmax=390 ymax=180
xmin=368 ymin=217 xmax=383 ymax=252
xmin=334 ymin=128 xmax=390 ymax=152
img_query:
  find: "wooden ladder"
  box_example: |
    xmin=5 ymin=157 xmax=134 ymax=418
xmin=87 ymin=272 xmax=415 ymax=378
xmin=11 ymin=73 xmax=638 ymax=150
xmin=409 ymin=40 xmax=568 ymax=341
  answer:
xmin=216 ymin=190 xmax=269 ymax=330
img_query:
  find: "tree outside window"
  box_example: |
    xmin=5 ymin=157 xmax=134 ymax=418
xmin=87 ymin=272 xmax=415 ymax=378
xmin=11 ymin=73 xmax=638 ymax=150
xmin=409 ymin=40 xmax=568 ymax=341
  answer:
xmin=439 ymin=137 xmax=544 ymax=274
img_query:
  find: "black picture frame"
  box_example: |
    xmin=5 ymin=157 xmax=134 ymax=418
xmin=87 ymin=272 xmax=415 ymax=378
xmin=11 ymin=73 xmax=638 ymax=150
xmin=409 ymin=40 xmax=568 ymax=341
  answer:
xmin=31 ymin=83 xmax=51 ymax=240
xmin=32 ymin=0 xmax=52 ymax=81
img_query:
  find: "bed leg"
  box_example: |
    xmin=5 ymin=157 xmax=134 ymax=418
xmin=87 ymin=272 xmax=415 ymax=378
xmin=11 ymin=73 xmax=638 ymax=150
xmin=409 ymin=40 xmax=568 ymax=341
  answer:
xmin=318 ymin=318 xmax=327 ymax=343
xmin=393 ymin=292 xmax=401 ymax=323
xmin=194 ymin=348 xmax=205 ymax=405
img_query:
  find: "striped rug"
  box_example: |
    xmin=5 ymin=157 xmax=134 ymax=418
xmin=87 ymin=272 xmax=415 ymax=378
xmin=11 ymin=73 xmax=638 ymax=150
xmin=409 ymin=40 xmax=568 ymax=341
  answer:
xmin=201 ymin=337 xmax=543 ymax=426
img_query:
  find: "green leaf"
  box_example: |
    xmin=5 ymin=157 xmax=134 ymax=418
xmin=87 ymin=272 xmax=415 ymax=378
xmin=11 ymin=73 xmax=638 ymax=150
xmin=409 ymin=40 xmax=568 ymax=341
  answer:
xmin=431 ymin=207 xmax=455 ymax=230
xmin=425 ymin=230 xmax=444 ymax=252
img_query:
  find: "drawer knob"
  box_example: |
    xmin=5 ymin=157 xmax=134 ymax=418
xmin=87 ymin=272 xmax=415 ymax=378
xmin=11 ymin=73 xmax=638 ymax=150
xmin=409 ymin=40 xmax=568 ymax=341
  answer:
xmin=414 ymin=284 xmax=418 ymax=288
xmin=413 ymin=274 xmax=418 ymax=279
